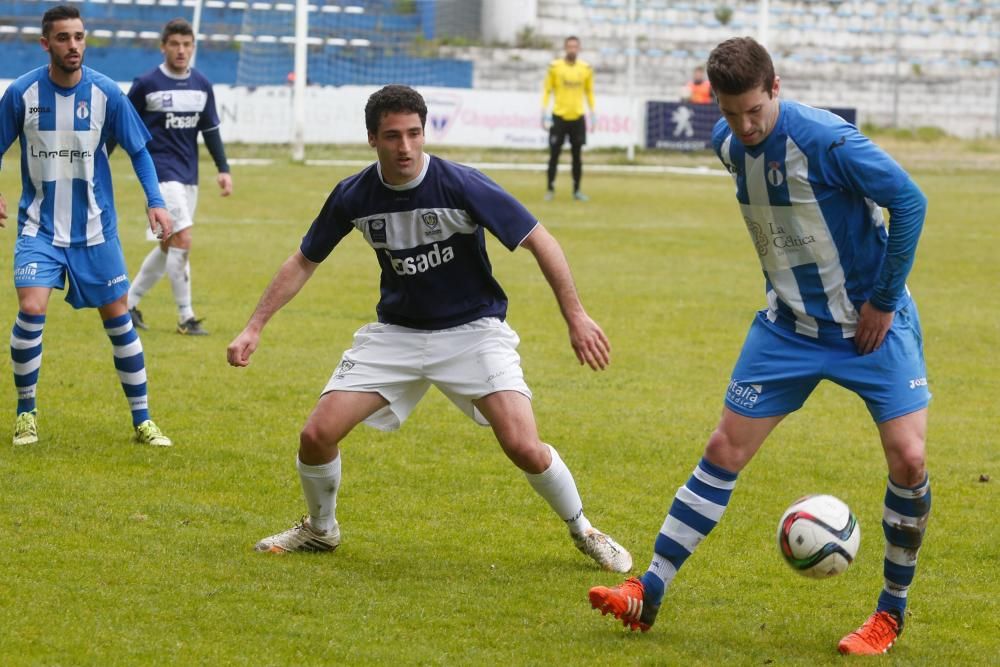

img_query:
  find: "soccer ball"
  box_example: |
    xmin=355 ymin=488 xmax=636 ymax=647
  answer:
xmin=777 ymin=494 xmax=860 ymax=578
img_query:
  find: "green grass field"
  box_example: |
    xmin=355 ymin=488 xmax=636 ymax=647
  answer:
xmin=1 ymin=139 xmax=998 ymax=665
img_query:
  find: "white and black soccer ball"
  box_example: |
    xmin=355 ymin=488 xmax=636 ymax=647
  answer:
xmin=777 ymin=494 xmax=861 ymax=578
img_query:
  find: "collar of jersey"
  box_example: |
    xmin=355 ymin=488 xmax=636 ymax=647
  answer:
xmin=377 ymin=153 xmax=431 ymax=191
xmin=158 ymin=63 xmax=192 ymax=81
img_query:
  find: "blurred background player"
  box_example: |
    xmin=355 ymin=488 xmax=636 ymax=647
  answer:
xmin=541 ymin=36 xmax=595 ymax=202
xmin=123 ymin=18 xmax=232 ymax=336
xmin=588 ymin=37 xmax=931 ymax=657
xmin=0 ymin=5 xmax=173 ymax=446
xmin=685 ymin=65 xmax=713 ymax=104
xmin=227 ymin=85 xmax=631 ymax=573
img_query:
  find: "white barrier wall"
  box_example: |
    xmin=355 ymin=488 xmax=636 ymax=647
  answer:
xmin=209 ymin=84 xmax=640 ymax=148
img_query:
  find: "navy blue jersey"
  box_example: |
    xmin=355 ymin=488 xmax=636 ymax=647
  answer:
xmin=127 ymin=64 xmax=221 ymax=185
xmin=301 ymin=155 xmax=540 ymax=330
xmin=0 ymin=66 xmax=154 ymax=247
xmin=713 ymin=100 xmax=912 ymax=339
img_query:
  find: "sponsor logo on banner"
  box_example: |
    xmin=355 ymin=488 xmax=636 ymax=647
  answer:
xmin=425 ymin=93 xmax=462 ymax=141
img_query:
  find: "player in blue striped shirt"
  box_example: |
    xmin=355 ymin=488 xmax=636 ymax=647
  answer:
xmin=589 ymin=37 xmax=931 ymax=656
xmin=0 ymin=5 xmax=174 ymax=447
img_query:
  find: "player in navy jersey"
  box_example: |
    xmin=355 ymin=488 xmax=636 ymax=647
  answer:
xmin=227 ymin=85 xmax=632 ymax=572
xmin=120 ymin=18 xmax=232 ymax=336
xmin=589 ymin=38 xmax=931 ymax=656
xmin=0 ymin=5 xmax=173 ymax=446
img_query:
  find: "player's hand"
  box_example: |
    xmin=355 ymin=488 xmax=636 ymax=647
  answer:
xmin=567 ymin=313 xmax=611 ymax=370
xmin=148 ymin=206 xmax=173 ymax=240
xmin=227 ymin=328 xmax=260 ymax=367
xmin=0 ymin=192 xmax=7 ymax=227
xmin=588 ymin=112 xmax=597 ymax=129
xmin=541 ymin=112 xmax=551 ymax=131
xmin=854 ymin=301 xmax=894 ymax=355
xmin=218 ymin=172 xmax=233 ymax=197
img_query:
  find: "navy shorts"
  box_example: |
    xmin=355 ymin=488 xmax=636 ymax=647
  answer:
xmin=725 ymin=306 xmax=931 ymax=423
xmin=13 ymin=235 xmax=130 ymax=309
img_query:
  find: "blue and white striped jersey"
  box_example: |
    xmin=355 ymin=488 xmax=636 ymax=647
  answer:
xmin=713 ymin=100 xmax=912 ymax=339
xmin=127 ymin=64 xmax=221 ymax=185
xmin=301 ymin=154 xmax=539 ymax=330
xmin=0 ymin=66 xmax=154 ymax=247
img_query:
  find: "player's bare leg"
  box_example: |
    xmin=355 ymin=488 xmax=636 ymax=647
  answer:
xmin=256 ymin=390 xmax=387 ymax=553
xmin=475 ymin=390 xmax=632 ymax=572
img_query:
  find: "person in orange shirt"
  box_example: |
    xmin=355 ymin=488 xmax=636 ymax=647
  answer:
xmin=686 ymin=66 xmax=714 ymax=104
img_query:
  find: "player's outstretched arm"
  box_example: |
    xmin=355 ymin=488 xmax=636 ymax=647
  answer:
xmin=520 ymin=224 xmax=610 ymax=370
xmin=227 ymin=249 xmax=320 ymax=367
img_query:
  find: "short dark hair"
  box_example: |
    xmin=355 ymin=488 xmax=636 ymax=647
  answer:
xmin=42 ymin=5 xmax=81 ymax=38
xmin=707 ymin=37 xmax=775 ymax=96
xmin=364 ymin=85 xmax=427 ymax=135
xmin=162 ymin=17 xmax=194 ymax=43
xmin=565 ymin=35 xmax=580 ymax=45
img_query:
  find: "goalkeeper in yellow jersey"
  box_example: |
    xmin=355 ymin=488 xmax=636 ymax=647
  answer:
xmin=541 ymin=36 xmax=595 ymax=201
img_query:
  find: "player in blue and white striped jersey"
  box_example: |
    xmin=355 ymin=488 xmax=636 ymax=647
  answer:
xmin=590 ymin=38 xmax=931 ymax=656
xmin=227 ymin=85 xmax=632 ymax=572
xmin=121 ymin=18 xmax=232 ymax=336
xmin=0 ymin=5 xmax=173 ymax=447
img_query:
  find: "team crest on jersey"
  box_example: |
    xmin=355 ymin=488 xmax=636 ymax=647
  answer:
xmin=75 ymin=100 xmax=89 ymax=120
xmin=767 ymin=161 xmax=784 ymax=187
xmin=421 ymin=212 xmax=441 ymax=235
xmin=162 ymin=93 xmax=174 ymax=108
xmin=746 ymin=220 xmax=768 ymax=256
xmin=368 ymin=218 xmax=387 ymax=243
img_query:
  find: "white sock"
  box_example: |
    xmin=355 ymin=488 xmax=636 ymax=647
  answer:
xmin=128 ymin=246 xmax=168 ymax=309
xmin=166 ymin=247 xmax=195 ymax=322
xmin=297 ymin=454 xmax=341 ymax=534
xmin=524 ymin=444 xmax=593 ymax=536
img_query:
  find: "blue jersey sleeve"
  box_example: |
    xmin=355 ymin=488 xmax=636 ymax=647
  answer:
xmin=817 ymin=124 xmax=908 ymax=207
xmin=0 ymin=84 xmax=25 ymax=167
xmin=460 ymin=168 xmax=538 ymax=250
xmin=870 ymin=178 xmax=927 ymax=311
xmin=300 ymin=183 xmax=355 ymax=263
xmin=106 ymin=84 xmax=153 ymax=156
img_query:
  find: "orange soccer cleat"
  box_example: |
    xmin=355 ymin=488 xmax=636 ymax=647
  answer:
xmin=588 ymin=577 xmax=660 ymax=632
xmin=837 ymin=610 xmax=902 ymax=655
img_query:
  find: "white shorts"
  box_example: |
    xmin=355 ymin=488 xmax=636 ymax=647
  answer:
xmin=147 ymin=181 xmax=198 ymax=240
xmin=322 ymin=317 xmax=532 ymax=431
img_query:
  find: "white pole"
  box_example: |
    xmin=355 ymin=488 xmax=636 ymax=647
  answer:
xmin=626 ymin=0 xmax=636 ymax=161
xmin=189 ymin=0 xmax=204 ymax=68
xmin=291 ymin=0 xmax=308 ymax=161
xmin=758 ymin=0 xmax=769 ymax=48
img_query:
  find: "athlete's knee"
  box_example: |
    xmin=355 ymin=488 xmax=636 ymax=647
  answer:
xmin=299 ymin=419 xmax=343 ymax=453
xmin=501 ymin=436 xmax=549 ymax=474
xmin=17 ymin=299 xmax=47 ymax=316
xmin=704 ymin=427 xmax=749 ymax=472
xmin=889 ymin=445 xmax=927 ymax=487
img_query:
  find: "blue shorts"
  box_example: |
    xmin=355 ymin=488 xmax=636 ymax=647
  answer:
xmin=725 ymin=306 xmax=931 ymax=423
xmin=13 ymin=235 xmax=130 ymax=309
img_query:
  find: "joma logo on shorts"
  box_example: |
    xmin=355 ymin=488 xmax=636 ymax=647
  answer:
xmin=385 ymin=243 xmax=455 ymax=276
xmin=106 ymin=274 xmax=128 ymax=287
xmin=909 ymin=377 xmax=928 ymax=389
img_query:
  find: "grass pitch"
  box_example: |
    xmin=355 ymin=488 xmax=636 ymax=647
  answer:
xmin=0 ymin=140 xmax=997 ymax=665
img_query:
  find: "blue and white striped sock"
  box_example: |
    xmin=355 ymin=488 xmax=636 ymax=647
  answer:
xmin=11 ymin=312 xmax=45 ymax=414
xmin=640 ymin=457 xmax=739 ymax=604
xmin=877 ymin=474 xmax=931 ymax=622
xmin=104 ymin=313 xmax=149 ymax=427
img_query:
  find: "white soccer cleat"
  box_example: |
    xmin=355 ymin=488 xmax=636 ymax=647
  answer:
xmin=13 ymin=410 xmax=38 ymax=446
xmin=573 ymin=527 xmax=633 ymax=573
xmin=254 ymin=516 xmax=341 ymax=554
